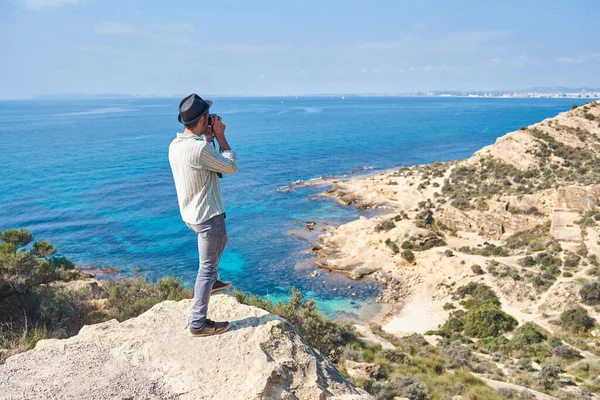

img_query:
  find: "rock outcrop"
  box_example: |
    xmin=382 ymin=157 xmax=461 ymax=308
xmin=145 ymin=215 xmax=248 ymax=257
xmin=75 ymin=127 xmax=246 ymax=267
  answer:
xmin=0 ymin=294 xmax=372 ymax=400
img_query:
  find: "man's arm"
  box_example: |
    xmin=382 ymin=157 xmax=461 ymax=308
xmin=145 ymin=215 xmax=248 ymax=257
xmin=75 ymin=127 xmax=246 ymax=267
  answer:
xmin=196 ymin=114 xmax=237 ymax=174
xmin=197 ymin=145 xmax=238 ymax=174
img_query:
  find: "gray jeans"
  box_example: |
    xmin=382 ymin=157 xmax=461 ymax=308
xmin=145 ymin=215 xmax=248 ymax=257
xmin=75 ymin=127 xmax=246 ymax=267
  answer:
xmin=186 ymin=213 xmax=228 ymax=329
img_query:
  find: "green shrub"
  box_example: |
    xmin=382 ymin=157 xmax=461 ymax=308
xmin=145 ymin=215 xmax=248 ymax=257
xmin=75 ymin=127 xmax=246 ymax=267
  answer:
xmin=559 ymin=307 xmax=595 ymax=333
xmin=580 ymin=280 xmax=600 ymax=305
xmin=510 ymin=323 xmax=546 ymax=347
xmin=508 ymin=206 xmax=543 ymax=216
xmin=442 ymin=343 xmax=472 ymax=367
xmin=471 ymin=265 xmax=484 ymax=275
xmin=105 ymin=276 xmax=191 ymax=322
xmin=399 ymin=376 xmax=430 ymax=400
xmin=552 ymin=345 xmax=581 ymax=360
xmin=520 ymin=256 xmax=536 ymax=267
xmin=504 ymin=222 xmax=551 ymax=251
xmin=478 ymin=336 xmax=512 ymax=355
xmin=375 ymin=219 xmax=396 ymax=232
xmin=401 ymin=240 xmax=414 ymax=250
xmin=380 ymin=348 xmax=409 ymax=364
xmin=363 ymin=379 xmax=403 ymax=399
xmin=536 ymin=252 xmax=562 ymax=269
xmin=548 ymin=337 xmax=563 ymax=348
xmin=437 ymin=317 xmax=465 ymax=337
xmin=517 ymin=357 xmax=533 ymax=371
xmin=0 ymin=228 xmax=75 ymax=304
xmin=385 ymin=238 xmax=400 ymax=254
xmin=234 ymin=288 xmax=356 ymax=362
xmin=563 ymin=253 xmax=581 ymax=268
xmin=0 ymin=229 xmax=103 ymax=354
xmin=537 ymin=363 xmax=560 ymax=390
xmin=576 ymin=211 xmax=599 ymax=228
xmin=458 ymin=244 xmax=509 ymax=257
xmin=463 ymin=304 xmax=517 ymax=338
xmin=402 ymin=250 xmax=416 ymax=263
xmin=402 ymin=234 xmax=446 ymax=253
xmin=455 ymin=283 xmax=501 ymax=309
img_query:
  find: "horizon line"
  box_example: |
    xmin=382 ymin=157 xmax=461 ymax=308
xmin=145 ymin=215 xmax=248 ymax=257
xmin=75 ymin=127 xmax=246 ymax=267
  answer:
xmin=2 ymin=89 xmax=600 ymax=101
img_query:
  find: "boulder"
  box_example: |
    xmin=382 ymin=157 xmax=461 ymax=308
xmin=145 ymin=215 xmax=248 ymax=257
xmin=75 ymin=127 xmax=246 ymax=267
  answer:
xmin=0 ymin=294 xmax=372 ymax=400
xmin=344 ymin=360 xmax=381 ymax=380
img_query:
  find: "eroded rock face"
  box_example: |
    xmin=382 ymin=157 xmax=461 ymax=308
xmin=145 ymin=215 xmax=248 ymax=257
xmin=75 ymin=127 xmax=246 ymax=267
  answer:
xmin=556 ymin=185 xmax=600 ymax=211
xmin=438 ymin=204 xmax=543 ymax=239
xmin=0 ymin=295 xmax=372 ymax=400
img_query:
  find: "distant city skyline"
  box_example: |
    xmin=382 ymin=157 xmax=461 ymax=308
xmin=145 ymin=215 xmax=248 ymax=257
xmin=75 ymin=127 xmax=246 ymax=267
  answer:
xmin=1 ymin=0 xmax=599 ymax=99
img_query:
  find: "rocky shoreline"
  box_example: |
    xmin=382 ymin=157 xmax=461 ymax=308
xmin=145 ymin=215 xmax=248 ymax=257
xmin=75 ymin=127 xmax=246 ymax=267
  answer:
xmin=303 ymin=101 xmax=600 ymax=338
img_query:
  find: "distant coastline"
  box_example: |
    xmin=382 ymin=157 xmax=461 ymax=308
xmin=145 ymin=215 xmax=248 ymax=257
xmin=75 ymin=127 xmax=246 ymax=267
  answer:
xmin=1 ymin=87 xmax=599 ymax=101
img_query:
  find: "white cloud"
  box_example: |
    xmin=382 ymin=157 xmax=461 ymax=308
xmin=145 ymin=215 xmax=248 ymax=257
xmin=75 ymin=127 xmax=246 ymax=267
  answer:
xmin=485 ymin=55 xmax=531 ymax=67
xmin=211 ymin=43 xmax=286 ymax=54
xmin=556 ymin=54 xmax=600 ymax=64
xmin=72 ymin=45 xmax=125 ymax=56
xmin=360 ymin=64 xmax=462 ymax=74
xmin=407 ymin=64 xmax=462 ymax=72
xmin=357 ymin=30 xmax=510 ymax=54
xmin=361 ymin=66 xmax=396 ymax=74
xmin=149 ymin=23 xmax=195 ymax=35
xmin=93 ymin=21 xmax=136 ymax=35
xmin=511 ymin=55 xmax=531 ymax=67
xmin=23 ymin=0 xmax=78 ymax=10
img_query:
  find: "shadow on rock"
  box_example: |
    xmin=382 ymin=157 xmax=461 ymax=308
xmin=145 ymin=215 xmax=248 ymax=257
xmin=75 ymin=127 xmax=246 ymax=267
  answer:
xmin=229 ymin=313 xmax=282 ymax=332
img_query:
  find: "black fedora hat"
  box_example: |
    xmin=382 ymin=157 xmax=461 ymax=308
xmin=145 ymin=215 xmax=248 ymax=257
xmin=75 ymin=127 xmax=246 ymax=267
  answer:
xmin=178 ymin=93 xmax=213 ymax=124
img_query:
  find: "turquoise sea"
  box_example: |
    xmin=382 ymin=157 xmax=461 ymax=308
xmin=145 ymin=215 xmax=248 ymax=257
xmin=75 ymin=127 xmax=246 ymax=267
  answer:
xmin=0 ymin=96 xmax=588 ymax=319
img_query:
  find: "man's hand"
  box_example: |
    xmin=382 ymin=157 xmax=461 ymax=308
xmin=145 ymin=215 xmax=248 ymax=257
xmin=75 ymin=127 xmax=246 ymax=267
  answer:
xmin=211 ymin=115 xmax=231 ymax=151
xmin=204 ymin=129 xmax=214 ymax=143
xmin=212 ymin=115 xmax=226 ymax=140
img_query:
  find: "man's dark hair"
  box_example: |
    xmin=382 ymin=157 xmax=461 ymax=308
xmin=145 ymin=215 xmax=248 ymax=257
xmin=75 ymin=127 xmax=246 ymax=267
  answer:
xmin=184 ymin=112 xmax=207 ymax=130
xmin=184 ymin=119 xmax=200 ymax=130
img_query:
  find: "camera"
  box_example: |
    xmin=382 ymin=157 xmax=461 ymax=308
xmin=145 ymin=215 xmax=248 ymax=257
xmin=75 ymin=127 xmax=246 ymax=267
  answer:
xmin=208 ymin=113 xmax=216 ymax=126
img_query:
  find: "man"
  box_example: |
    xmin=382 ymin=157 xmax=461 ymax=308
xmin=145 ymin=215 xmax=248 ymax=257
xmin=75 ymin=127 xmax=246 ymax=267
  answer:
xmin=169 ymin=93 xmax=238 ymax=336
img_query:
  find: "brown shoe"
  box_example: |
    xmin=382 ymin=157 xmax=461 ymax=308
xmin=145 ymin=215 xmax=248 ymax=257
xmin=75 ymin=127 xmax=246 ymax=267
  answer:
xmin=211 ymin=280 xmax=232 ymax=293
xmin=190 ymin=319 xmax=231 ymax=336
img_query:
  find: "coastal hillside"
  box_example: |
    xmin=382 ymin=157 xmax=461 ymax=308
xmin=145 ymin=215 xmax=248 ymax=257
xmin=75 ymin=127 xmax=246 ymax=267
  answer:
xmin=311 ymin=101 xmax=600 ymax=398
xmin=0 ymin=294 xmax=371 ymax=400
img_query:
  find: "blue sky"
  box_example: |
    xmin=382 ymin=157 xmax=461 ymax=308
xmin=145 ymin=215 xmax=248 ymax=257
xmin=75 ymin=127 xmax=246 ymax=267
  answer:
xmin=1 ymin=0 xmax=599 ymax=98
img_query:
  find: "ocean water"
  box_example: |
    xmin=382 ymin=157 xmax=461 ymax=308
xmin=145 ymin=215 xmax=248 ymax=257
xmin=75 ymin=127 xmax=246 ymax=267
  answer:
xmin=0 ymin=96 xmax=588 ymax=319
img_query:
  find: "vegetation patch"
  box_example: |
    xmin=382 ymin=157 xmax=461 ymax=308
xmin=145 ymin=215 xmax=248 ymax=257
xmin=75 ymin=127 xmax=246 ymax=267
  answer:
xmin=401 ymin=249 xmax=416 ymax=263
xmin=400 ymin=233 xmax=446 ymax=252
xmin=508 ymin=206 xmax=544 ymax=216
xmin=442 ymin=158 xmax=526 ymax=209
xmin=384 ymin=238 xmax=400 ymax=254
xmin=463 ymin=305 xmax=517 ymax=338
xmin=235 ymin=288 xmax=355 ymax=361
xmin=459 ymin=244 xmax=509 ymax=257
xmin=0 ymin=229 xmax=192 ymax=363
xmin=374 ymin=219 xmax=396 ymax=232
xmin=504 ymin=222 xmax=552 ymax=252
xmin=580 ymin=280 xmax=600 ymax=305
xmin=559 ymin=307 xmax=596 ymax=334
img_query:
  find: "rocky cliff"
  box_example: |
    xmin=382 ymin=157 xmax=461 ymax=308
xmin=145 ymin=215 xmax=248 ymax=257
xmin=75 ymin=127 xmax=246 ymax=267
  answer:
xmin=0 ymin=294 xmax=372 ymax=400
